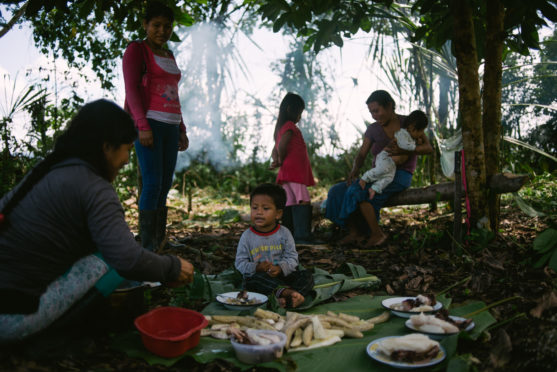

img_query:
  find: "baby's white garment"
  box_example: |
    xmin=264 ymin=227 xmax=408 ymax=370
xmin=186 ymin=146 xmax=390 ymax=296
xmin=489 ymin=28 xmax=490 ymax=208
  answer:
xmin=394 ymin=128 xmax=416 ymax=152
xmin=361 ymin=128 xmax=416 ymax=193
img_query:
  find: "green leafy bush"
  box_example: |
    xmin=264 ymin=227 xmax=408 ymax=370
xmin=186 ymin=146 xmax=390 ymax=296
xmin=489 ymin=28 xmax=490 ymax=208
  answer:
xmin=533 ymin=228 xmax=557 ymax=271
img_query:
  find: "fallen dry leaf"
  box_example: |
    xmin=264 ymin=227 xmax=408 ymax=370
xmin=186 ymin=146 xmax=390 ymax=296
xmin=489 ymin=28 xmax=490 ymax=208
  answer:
xmin=405 ymin=276 xmax=423 ymax=290
xmin=530 ymin=290 xmax=557 ymax=318
xmin=489 ymin=329 xmax=512 ymax=368
xmin=315 ymin=258 xmax=334 ymax=265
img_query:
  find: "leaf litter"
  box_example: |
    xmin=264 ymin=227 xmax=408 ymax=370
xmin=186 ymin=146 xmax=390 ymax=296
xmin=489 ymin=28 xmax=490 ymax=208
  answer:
xmin=1 ymin=199 xmax=556 ymax=372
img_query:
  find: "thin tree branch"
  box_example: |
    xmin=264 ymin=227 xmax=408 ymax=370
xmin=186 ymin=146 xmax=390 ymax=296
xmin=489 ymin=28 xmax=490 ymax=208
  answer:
xmin=0 ymin=1 xmax=29 ymax=39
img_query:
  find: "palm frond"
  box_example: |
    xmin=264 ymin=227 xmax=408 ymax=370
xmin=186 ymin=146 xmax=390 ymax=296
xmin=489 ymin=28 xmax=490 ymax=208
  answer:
xmin=1 ymin=74 xmax=47 ymax=120
xmin=503 ymin=136 xmax=557 ymax=162
xmin=504 ymin=103 xmax=557 ymax=111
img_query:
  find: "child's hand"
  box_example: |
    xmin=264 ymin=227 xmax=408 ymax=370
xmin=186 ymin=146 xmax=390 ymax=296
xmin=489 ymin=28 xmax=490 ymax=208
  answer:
xmin=269 ymin=159 xmax=280 ymax=169
xmin=266 ymin=264 xmax=282 ymax=277
xmin=385 ymin=139 xmax=402 ymax=155
xmin=368 ymin=188 xmax=376 ymax=200
xmin=359 ymin=179 xmax=366 ymax=189
xmin=256 ymin=261 xmax=272 ymax=272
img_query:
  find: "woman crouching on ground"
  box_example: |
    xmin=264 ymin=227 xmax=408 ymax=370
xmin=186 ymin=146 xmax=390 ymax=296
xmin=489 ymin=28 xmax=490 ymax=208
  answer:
xmin=0 ymin=99 xmax=194 ymax=343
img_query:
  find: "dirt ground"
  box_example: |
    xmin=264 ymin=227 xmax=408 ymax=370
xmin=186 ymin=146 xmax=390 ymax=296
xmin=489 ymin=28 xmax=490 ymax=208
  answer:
xmin=1 ymin=201 xmax=556 ymax=372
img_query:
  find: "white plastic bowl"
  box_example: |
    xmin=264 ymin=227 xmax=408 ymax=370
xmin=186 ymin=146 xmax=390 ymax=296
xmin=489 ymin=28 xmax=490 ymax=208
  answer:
xmin=230 ymin=330 xmax=286 ymax=364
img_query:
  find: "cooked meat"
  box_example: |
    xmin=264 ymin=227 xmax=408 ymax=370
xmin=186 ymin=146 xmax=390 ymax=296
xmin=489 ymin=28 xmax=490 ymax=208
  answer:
xmin=435 ymin=309 xmax=473 ymax=330
xmin=377 ymin=333 xmax=440 ymax=363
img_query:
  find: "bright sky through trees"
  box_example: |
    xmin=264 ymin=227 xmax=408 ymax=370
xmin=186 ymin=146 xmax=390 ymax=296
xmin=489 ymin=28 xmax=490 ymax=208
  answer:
xmin=0 ymin=19 xmax=418 ymax=164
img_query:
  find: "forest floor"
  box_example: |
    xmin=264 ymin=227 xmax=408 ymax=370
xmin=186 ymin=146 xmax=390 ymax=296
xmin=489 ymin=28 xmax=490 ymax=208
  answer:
xmin=1 ymin=191 xmax=556 ymax=372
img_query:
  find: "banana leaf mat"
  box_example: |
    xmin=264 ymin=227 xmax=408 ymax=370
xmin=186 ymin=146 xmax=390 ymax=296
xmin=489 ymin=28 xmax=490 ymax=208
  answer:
xmin=111 ymin=293 xmax=495 ymax=371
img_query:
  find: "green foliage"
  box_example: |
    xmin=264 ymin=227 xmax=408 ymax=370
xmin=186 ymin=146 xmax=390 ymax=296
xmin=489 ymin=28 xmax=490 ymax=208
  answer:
xmin=463 ymin=228 xmax=496 ymax=252
xmin=11 ymin=1 xmax=214 ymax=89
xmin=169 ymin=268 xmax=242 ymax=307
xmin=0 ymin=78 xmax=80 ymax=197
xmin=514 ymin=172 xmax=557 ymax=217
xmin=404 ymin=225 xmax=444 ymax=253
xmin=113 ymin=148 xmax=139 ymax=203
xmin=176 ymin=156 xmax=277 ymax=197
xmin=173 ymin=132 xmax=437 ymax=204
xmin=270 ymin=36 xmax=333 ymax=153
xmin=256 ymin=0 xmax=556 ymax=57
xmin=257 ymin=0 xmax=395 ymax=52
xmin=412 ymin=0 xmax=557 ymax=57
xmin=533 ymin=228 xmax=557 ymax=271
xmin=501 ymin=30 xmax=557 ymax=174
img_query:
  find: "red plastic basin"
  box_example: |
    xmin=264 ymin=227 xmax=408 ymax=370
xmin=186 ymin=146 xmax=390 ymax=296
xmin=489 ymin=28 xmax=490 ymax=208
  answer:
xmin=134 ymin=306 xmax=209 ymax=358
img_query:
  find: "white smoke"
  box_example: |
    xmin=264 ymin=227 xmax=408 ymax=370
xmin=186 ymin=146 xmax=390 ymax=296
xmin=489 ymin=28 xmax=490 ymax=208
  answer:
xmin=173 ymin=22 xmax=239 ymax=172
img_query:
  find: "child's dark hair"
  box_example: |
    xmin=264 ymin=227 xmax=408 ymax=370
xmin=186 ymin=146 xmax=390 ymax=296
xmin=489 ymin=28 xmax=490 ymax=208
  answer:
xmin=365 ymin=90 xmax=396 ymax=111
xmin=273 ymin=92 xmax=305 ymax=141
xmin=250 ymin=183 xmax=287 ymax=210
xmin=406 ymin=110 xmax=428 ymax=131
xmin=145 ymin=1 xmax=174 ymax=23
xmin=0 ymin=99 xmax=137 ymax=225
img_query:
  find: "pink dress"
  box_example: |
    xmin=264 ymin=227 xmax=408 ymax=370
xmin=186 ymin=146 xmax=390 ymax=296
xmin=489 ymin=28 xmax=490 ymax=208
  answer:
xmin=275 ymin=121 xmax=315 ymax=186
xmin=275 ymin=121 xmax=315 ymax=206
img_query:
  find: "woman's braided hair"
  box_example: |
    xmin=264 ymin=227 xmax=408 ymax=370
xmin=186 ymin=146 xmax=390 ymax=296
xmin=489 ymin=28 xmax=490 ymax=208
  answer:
xmin=0 ymin=99 xmax=137 ymax=225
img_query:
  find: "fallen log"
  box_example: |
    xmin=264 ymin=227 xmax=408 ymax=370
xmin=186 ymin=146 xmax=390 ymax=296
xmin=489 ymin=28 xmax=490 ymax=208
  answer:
xmin=383 ymin=173 xmax=528 ymax=207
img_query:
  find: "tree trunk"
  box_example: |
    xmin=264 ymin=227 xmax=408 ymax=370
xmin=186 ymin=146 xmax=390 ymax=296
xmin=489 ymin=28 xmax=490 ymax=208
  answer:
xmin=451 ymin=0 xmax=489 ymax=229
xmin=483 ymin=0 xmax=505 ymax=231
xmin=438 ymin=72 xmax=450 ymax=131
xmin=412 ymin=45 xmax=438 ymax=211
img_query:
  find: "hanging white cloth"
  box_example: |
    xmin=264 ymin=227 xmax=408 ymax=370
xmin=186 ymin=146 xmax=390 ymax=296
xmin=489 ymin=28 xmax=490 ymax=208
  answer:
xmin=431 ymin=126 xmax=462 ymax=178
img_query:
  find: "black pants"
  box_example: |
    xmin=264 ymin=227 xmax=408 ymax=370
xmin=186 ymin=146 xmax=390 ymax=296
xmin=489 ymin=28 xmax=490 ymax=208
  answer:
xmin=244 ymin=269 xmax=314 ymax=297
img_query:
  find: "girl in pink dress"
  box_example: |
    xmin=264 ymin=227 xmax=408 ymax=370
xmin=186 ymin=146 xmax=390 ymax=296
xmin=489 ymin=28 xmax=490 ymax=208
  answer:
xmin=270 ymin=93 xmax=316 ymax=243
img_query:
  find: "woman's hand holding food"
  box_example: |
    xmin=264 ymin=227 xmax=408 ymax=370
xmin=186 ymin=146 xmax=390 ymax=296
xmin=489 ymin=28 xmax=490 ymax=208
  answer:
xmin=175 ymin=257 xmax=194 ymax=284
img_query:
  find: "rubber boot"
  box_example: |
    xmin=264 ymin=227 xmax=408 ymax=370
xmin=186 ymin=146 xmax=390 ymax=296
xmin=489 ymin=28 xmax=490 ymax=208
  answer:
xmin=156 ymin=206 xmax=185 ymax=250
xmin=291 ymin=204 xmax=322 ymax=244
xmin=155 ymin=206 xmax=168 ymax=250
xmin=139 ymin=209 xmax=158 ymax=251
xmin=281 ymin=206 xmax=294 ymax=235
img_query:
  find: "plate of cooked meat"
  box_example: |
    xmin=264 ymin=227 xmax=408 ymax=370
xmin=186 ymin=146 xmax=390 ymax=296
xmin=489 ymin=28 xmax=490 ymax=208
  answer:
xmin=216 ymin=290 xmax=268 ymax=310
xmin=405 ymin=310 xmax=475 ymax=340
xmin=367 ymin=333 xmax=446 ymax=369
xmin=382 ymin=294 xmax=442 ymax=318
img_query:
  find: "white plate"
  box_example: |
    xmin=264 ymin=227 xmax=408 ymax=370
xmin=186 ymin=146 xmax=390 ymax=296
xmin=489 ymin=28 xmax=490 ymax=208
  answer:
xmin=216 ymin=291 xmax=268 ymax=310
xmin=381 ymin=297 xmax=443 ymax=318
xmin=405 ymin=315 xmax=475 ymax=340
xmin=366 ymin=336 xmax=446 ymax=369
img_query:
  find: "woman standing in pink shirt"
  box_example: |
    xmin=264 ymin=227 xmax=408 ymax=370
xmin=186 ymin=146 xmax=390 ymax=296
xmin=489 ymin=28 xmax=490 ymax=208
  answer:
xmin=270 ymin=93 xmax=316 ymax=243
xmin=123 ymin=2 xmax=188 ymax=252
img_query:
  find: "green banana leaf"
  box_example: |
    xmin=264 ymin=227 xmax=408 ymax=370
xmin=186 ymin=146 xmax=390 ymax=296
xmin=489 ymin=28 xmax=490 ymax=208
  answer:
xmin=111 ymin=295 xmax=496 ymax=371
xmin=185 ymin=263 xmax=381 ymax=314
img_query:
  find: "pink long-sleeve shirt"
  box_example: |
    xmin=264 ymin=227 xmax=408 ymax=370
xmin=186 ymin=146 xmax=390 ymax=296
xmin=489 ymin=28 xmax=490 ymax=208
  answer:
xmin=123 ymin=41 xmax=186 ymax=132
